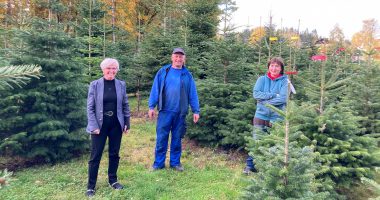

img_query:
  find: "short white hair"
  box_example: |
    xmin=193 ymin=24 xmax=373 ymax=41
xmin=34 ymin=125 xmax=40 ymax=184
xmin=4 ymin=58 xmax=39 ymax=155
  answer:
xmin=100 ymin=58 xmax=119 ymax=71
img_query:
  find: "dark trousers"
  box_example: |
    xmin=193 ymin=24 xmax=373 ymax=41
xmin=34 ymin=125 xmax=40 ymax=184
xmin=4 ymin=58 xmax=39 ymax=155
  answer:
xmin=153 ymin=111 xmax=187 ymax=168
xmin=87 ymin=115 xmax=122 ymax=190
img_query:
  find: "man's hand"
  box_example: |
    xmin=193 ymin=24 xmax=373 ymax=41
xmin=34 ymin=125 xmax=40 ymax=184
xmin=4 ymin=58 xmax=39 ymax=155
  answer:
xmin=193 ymin=113 xmax=200 ymax=123
xmin=91 ymin=129 xmax=100 ymax=135
xmin=148 ymin=109 xmax=155 ymax=119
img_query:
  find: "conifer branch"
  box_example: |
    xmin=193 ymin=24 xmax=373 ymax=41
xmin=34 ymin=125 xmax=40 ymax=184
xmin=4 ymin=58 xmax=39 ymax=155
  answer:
xmin=295 ymin=76 xmax=320 ymax=90
xmin=264 ymin=103 xmax=285 ymax=117
xmin=0 ymin=65 xmax=42 ymax=90
xmin=325 ymin=77 xmax=351 ymax=90
xmin=361 ymin=176 xmax=380 ymax=199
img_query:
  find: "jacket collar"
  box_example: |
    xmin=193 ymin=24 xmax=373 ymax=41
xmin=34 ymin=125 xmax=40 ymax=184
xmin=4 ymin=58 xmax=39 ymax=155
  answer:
xmin=164 ymin=64 xmax=188 ymax=74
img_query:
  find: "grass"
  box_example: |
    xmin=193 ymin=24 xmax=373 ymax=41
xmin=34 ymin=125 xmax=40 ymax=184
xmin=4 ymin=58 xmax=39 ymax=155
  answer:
xmin=1 ymin=96 xmax=379 ymax=199
xmin=0 ymin=118 xmax=250 ymax=200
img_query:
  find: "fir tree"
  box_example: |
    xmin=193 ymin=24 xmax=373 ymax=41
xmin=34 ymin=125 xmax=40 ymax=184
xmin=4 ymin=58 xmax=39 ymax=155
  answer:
xmin=294 ymin=61 xmax=379 ymax=187
xmin=185 ymin=0 xmax=220 ymax=52
xmin=75 ymin=0 xmax=108 ymax=81
xmin=203 ymin=36 xmax=256 ymax=84
xmin=242 ymin=102 xmax=332 ymax=199
xmin=342 ymin=62 xmax=380 ymax=136
xmin=186 ymin=81 xmax=255 ymax=147
xmin=0 ymin=20 xmax=88 ymax=162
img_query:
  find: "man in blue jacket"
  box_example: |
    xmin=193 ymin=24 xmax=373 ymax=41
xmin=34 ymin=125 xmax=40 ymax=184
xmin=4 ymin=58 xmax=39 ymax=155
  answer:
xmin=148 ymin=47 xmax=200 ymax=172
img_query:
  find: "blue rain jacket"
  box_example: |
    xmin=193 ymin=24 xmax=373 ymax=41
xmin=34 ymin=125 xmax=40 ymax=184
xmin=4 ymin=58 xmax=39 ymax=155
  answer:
xmin=149 ymin=64 xmax=200 ymax=115
xmin=253 ymin=74 xmax=288 ymax=122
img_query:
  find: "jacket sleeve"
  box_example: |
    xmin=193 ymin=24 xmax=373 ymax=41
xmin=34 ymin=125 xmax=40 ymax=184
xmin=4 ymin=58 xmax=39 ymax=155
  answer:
xmin=122 ymin=81 xmax=131 ymax=130
xmin=87 ymin=81 xmax=99 ymax=132
xmin=189 ymin=76 xmax=200 ymax=114
xmin=253 ymin=76 xmax=276 ymax=100
xmin=264 ymin=78 xmax=288 ymax=105
xmin=148 ymin=70 xmax=160 ymax=109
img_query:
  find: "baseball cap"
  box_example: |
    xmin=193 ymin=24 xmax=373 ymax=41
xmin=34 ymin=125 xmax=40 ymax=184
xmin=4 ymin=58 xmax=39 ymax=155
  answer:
xmin=172 ymin=48 xmax=185 ymax=55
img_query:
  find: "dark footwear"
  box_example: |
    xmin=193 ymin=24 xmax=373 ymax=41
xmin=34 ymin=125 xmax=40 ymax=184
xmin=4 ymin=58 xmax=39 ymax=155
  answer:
xmin=171 ymin=165 xmax=184 ymax=172
xmin=109 ymin=182 xmax=124 ymax=190
xmin=85 ymin=189 xmax=95 ymax=197
xmin=243 ymin=166 xmax=257 ymax=175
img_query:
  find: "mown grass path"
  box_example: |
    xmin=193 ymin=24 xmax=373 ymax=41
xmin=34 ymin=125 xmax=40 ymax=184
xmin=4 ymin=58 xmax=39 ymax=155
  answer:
xmin=1 ymin=118 xmax=250 ymax=200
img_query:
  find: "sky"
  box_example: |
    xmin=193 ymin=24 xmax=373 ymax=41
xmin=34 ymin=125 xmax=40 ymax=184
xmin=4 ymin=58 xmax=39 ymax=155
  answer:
xmin=231 ymin=0 xmax=380 ymax=39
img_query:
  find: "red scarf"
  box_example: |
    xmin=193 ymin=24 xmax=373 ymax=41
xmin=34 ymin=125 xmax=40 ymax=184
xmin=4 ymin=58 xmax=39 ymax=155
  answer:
xmin=267 ymin=72 xmax=282 ymax=80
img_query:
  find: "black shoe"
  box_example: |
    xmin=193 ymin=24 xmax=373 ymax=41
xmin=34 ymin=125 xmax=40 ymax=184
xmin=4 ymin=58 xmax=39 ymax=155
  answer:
xmin=109 ymin=182 xmax=124 ymax=190
xmin=171 ymin=165 xmax=184 ymax=172
xmin=243 ymin=166 xmax=257 ymax=175
xmin=85 ymin=189 xmax=95 ymax=197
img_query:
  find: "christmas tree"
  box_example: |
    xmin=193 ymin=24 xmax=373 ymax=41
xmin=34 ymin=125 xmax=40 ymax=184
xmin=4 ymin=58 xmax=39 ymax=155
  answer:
xmin=0 ymin=20 xmax=88 ymax=162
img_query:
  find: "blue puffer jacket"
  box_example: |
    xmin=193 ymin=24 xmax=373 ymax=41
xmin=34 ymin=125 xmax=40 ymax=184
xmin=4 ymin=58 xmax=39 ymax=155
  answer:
xmin=253 ymin=74 xmax=288 ymax=122
xmin=148 ymin=64 xmax=200 ymax=115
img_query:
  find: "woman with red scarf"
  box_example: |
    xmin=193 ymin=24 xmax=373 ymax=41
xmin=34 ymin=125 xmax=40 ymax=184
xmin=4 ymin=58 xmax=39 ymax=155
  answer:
xmin=243 ymin=57 xmax=288 ymax=174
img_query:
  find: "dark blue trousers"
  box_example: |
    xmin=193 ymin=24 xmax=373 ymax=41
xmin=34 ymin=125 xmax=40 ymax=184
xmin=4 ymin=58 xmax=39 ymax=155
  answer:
xmin=153 ymin=111 xmax=187 ymax=168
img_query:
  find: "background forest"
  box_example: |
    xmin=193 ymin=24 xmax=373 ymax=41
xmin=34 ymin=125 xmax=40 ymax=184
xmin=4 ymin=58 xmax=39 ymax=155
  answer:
xmin=0 ymin=0 xmax=379 ymax=199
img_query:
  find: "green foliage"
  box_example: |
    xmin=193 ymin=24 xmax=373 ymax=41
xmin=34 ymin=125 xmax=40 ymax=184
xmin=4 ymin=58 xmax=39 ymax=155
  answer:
xmin=0 ymin=20 xmax=89 ymax=162
xmin=295 ymin=103 xmax=379 ymax=186
xmin=293 ymin=60 xmax=379 ymax=187
xmin=0 ymin=120 xmax=247 ymax=199
xmin=0 ymin=65 xmax=41 ymax=90
xmin=75 ymin=0 xmax=111 ymax=82
xmin=361 ymin=168 xmax=380 ymax=200
xmin=295 ymin=61 xmax=351 ymax=111
xmin=242 ymin=121 xmax=332 ymax=199
xmin=187 ymin=80 xmax=255 ymax=147
xmin=198 ymin=36 xmax=257 ymax=84
xmin=361 ymin=175 xmax=380 ymax=200
xmin=342 ymin=63 xmax=380 ymax=136
xmin=185 ymin=0 xmax=220 ymax=49
xmin=75 ymin=0 xmax=107 ymax=37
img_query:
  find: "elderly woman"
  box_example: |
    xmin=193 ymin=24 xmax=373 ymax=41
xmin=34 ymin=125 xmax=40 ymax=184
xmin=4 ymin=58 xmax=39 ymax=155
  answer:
xmin=243 ymin=57 xmax=288 ymax=174
xmin=85 ymin=58 xmax=130 ymax=197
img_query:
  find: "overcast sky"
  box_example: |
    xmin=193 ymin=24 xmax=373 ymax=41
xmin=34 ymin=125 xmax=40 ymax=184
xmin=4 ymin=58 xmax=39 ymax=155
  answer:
xmin=230 ymin=0 xmax=379 ymax=39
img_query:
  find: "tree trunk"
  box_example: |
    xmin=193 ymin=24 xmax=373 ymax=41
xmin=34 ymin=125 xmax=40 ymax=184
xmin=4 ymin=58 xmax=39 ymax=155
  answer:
xmin=111 ymin=0 xmax=116 ymax=43
xmin=223 ymin=60 xmax=228 ymax=84
xmin=137 ymin=78 xmax=141 ymax=112
xmin=319 ymin=62 xmax=325 ymax=115
xmin=88 ymin=0 xmax=92 ymax=76
xmin=103 ymin=12 xmax=106 ymax=58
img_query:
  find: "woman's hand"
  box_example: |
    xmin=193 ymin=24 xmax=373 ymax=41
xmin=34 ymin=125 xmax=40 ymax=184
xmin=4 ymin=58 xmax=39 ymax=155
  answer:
xmin=91 ymin=129 xmax=100 ymax=134
xmin=123 ymin=125 xmax=129 ymax=135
